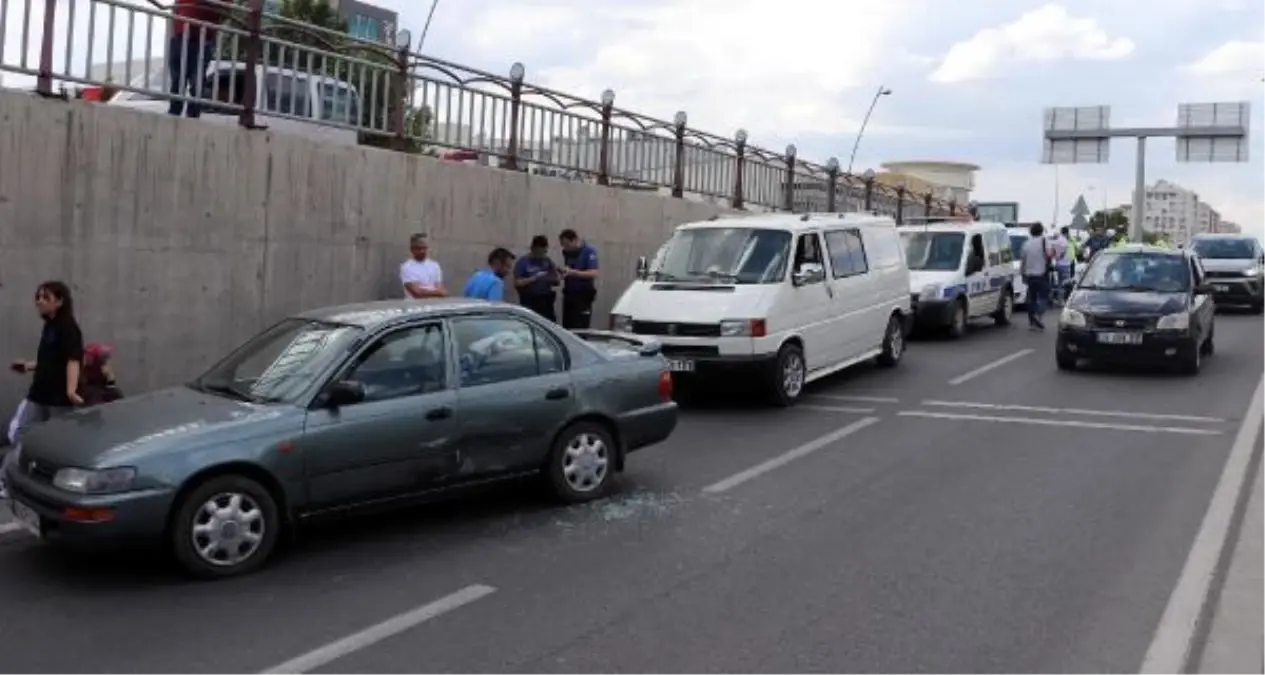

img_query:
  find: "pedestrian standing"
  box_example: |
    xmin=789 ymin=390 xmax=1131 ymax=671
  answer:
xmin=168 ymin=0 xmax=223 ymax=118
xmin=401 ymin=233 xmax=447 ymax=299
xmin=558 ymin=229 xmax=599 ymax=330
xmin=2 ymin=282 xmax=85 ymax=498
xmin=463 ymin=248 xmax=516 ymax=301
xmin=513 ymin=235 xmax=560 ymax=321
xmin=1019 ymin=223 xmax=1053 ymax=330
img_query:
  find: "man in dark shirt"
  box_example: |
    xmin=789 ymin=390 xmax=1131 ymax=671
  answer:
xmin=558 ymin=229 xmax=600 ymax=330
xmin=513 ymin=235 xmax=560 ymax=321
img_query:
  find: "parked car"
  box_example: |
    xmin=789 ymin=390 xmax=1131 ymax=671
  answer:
xmin=1056 ymin=245 xmax=1215 ymax=374
xmin=899 ymin=220 xmax=1016 ymax=337
xmin=607 ymin=212 xmax=911 ymax=406
xmin=2 ymin=300 xmax=678 ymax=578
xmin=1188 ymin=233 xmax=1265 ymax=314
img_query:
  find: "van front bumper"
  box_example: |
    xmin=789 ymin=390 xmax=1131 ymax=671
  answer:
xmin=909 ymin=295 xmax=958 ymax=327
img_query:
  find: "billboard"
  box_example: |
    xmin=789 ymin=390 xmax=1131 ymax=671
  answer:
xmin=975 ymin=202 xmax=1019 ymax=223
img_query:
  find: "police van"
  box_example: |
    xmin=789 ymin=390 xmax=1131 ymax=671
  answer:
xmin=898 ymin=219 xmax=1016 ymax=338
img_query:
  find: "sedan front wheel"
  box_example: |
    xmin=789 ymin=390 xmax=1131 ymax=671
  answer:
xmin=171 ymin=475 xmax=280 ymax=579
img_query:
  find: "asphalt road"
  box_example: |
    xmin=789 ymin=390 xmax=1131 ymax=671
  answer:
xmin=1 ymin=311 xmax=1261 ymax=673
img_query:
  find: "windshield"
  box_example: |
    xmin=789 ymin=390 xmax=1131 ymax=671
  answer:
xmin=1009 ymin=234 xmax=1028 ymax=261
xmin=651 ymin=227 xmax=791 ymax=284
xmin=1079 ymin=253 xmax=1191 ymax=293
xmin=193 ymin=319 xmax=363 ymax=403
xmin=900 ymin=231 xmax=965 ymax=271
xmin=1190 ymin=238 xmax=1256 ymax=259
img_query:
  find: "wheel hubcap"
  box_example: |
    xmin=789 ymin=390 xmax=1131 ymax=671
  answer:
xmin=562 ymin=433 xmax=609 ymax=492
xmin=889 ymin=321 xmax=903 ymax=359
xmin=782 ymin=352 xmax=805 ymax=398
xmin=191 ymin=492 xmax=265 ymax=567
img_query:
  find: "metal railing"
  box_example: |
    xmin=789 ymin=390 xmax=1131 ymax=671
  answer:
xmin=0 ymin=0 xmax=964 ymax=219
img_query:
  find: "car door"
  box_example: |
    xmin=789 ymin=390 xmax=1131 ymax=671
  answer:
xmin=823 ymin=228 xmax=875 ymax=359
xmin=787 ymin=232 xmax=837 ymax=371
xmin=450 ymin=314 xmax=576 ymax=476
xmin=964 ymin=231 xmax=993 ymax=316
xmin=300 ymin=321 xmax=460 ymax=510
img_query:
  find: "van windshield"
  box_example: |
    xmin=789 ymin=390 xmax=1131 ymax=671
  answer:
xmin=901 ymin=231 xmax=965 ymax=271
xmin=651 ymin=227 xmax=791 ymax=284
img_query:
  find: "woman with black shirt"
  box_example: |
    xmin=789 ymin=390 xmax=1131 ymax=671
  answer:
xmin=9 ymin=281 xmax=85 ymax=435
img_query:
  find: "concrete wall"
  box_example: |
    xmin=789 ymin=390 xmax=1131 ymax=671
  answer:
xmin=0 ymin=89 xmax=725 ymax=412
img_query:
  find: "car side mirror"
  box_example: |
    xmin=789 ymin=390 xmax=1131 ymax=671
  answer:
xmin=635 ymin=256 xmax=649 ymax=280
xmin=793 ymin=263 xmax=825 ymax=286
xmin=325 ymin=380 xmax=365 ymax=407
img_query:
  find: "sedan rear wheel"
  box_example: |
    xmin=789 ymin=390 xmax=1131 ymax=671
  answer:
xmin=547 ymin=421 xmax=616 ymax=504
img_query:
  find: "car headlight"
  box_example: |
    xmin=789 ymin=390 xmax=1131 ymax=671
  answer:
xmin=1156 ymin=312 xmax=1190 ymax=331
xmin=52 ymin=467 xmax=137 ymax=494
xmin=720 ymin=319 xmax=767 ymax=337
xmin=919 ymin=284 xmax=942 ymax=301
xmin=609 ymin=314 xmax=632 ymax=332
xmin=1244 ymin=268 xmax=1259 ymax=277
xmin=1060 ymin=308 xmax=1087 ymax=328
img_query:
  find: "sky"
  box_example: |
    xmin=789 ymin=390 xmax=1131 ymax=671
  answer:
xmin=4 ymin=0 xmax=1263 ymax=234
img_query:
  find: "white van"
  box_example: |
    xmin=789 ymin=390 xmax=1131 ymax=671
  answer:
xmin=608 ymin=212 xmax=912 ymax=405
xmin=109 ymin=61 xmax=361 ymax=146
xmin=898 ymin=220 xmax=1016 ymax=338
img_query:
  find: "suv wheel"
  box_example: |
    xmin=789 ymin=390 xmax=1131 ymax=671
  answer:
xmin=769 ymin=343 xmax=806 ymax=406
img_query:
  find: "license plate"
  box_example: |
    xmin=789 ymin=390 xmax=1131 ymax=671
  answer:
xmin=667 ymin=359 xmax=695 ymax=373
xmin=1097 ymin=331 xmax=1143 ymax=345
xmin=9 ymin=500 xmax=41 ymax=538
xmin=1213 ymin=284 xmax=1229 ymax=292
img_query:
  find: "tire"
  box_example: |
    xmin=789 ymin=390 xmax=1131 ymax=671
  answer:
xmin=1056 ymin=352 xmax=1077 ymax=371
xmin=1252 ymin=300 xmax=1264 ymax=315
xmin=993 ymin=288 xmax=1013 ymax=326
xmin=768 ymin=342 xmax=806 ymax=406
xmin=1200 ymin=327 xmax=1215 ymax=356
xmin=171 ymin=474 xmax=280 ymax=579
xmin=1179 ymin=343 xmax=1202 ymax=376
xmin=946 ymin=300 xmax=968 ymax=340
xmin=876 ymin=314 xmax=905 ymax=367
xmin=546 ymin=421 xmax=617 ymax=504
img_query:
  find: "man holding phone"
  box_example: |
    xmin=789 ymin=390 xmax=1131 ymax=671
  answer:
xmin=513 ymin=235 xmax=560 ymax=322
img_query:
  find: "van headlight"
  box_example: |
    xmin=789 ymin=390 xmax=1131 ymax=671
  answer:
xmin=1156 ymin=312 xmax=1190 ymax=331
xmin=1060 ymin=308 xmax=1087 ymax=328
xmin=919 ymin=284 xmax=942 ymax=301
xmin=609 ymin=314 xmax=632 ymax=332
xmin=53 ymin=467 xmax=137 ymax=494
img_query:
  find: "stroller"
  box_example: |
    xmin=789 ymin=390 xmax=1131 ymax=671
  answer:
xmin=3 ymin=343 xmax=121 ymax=446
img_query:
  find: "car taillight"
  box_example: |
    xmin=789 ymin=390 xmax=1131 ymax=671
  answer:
xmin=658 ymin=370 xmax=673 ymax=402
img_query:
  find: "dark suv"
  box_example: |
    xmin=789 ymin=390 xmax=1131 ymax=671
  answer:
xmin=1056 ymin=245 xmax=1215 ymax=374
xmin=1188 ymin=234 xmax=1265 ymax=314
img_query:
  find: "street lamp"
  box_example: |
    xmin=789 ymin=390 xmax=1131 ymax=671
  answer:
xmin=393 ymin=28 xmax=412 ymax=50
xmin=846 ymin=86 xmax=892 ymax=174
xmin=601 ymin=89 xmax=615 ymax=107
xmin=509 ymin=62 xmax=525 ymax=83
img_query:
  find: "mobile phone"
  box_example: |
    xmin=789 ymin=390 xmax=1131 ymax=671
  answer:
xmin=10 ymin=362 xmax=26 ymax=373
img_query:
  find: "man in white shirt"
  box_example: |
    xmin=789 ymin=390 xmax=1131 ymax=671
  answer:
xmin=1018 ymin=222 xmax=1053 ymax=330
xmin=400 ymin=233 xmax=447 ymax=299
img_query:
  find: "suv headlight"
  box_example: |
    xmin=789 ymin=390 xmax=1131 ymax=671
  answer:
xmin=720 ymin=319 xmax=767 ymax=337
xmin=1060 ymin=308 xmax=1087 ymax=328
xmin=1156 ymin=312 xmax=1190 ymax=331
xmin=609 ymin=314 xmax=632 ymax=332
xmin=53 ymin=467 xmax=137 ymax=494
xmin=1244 ymin=268 xmax=1259 ymax=277
xmin=919 ymin=284 xmax=942 ymax=301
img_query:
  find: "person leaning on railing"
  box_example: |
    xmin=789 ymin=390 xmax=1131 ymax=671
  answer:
xmin=168 ymin=0 xmax=226 ymax=118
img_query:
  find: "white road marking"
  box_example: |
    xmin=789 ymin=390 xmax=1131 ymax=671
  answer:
xmin=702 ymin=417 xmax=881 ymax=494
xmin=947 ymin=349 xmax=1035 ymax=386
xmin=811 ymin=394 xmax=901 ymax=404
xmin=260 ymin=584 xmax=497 ymax=674
xmin=896 ymin=410 xmax=1223 ymax=436
xmin=0 ymin=522 xmax=23 ymax=536
xmin=1140 ymin=376 xmax=1265 ymax=674
xmin=920 ymin=399 xmax=1227 ymax=424
xmin=797 ymin=404 xmax=876 ymax=414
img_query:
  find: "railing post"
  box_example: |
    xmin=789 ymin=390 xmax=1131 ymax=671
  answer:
xmin=732 ymin=128 xmax=747 ymax=210
xmin=35 ymin=0 xmax=57 ymax=96
xmin=895 ymin=186 xmax=906 ymax=224
xmin=783 ymin=144 xmax=797 ymax=211
xmin=825 ymin=157 xmax=839 ymax=213
xmin=238 ymin=0 xmax=265 ymax=129
xmin=924 ymin=192 xmax=933 ymax=218
xmin=504 ymin=62 xmax=525 ymax=171
xmin=391 ymin=29 xmax=412 ymax=152
xmin=597 ymin=89 xmax=614 ymax=186
xmin=671 ymin=111 xmax=687 ymax=199
xmin=949 ymin=199 xmax=957 ymax=216
xmin=863 ymin=169 xmax=875 ymax=211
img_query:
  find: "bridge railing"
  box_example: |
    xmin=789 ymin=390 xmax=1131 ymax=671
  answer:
xmin=0 ymin=0 xmax=962 ymax=219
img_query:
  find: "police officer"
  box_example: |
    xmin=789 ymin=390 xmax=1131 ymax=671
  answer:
xmin=513 ymin=235 xmax=560 ymax=321
xmin=558 ymin=229 xmax=599 ymax=329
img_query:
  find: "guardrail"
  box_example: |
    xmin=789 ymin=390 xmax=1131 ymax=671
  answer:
xmin=0 ymin=0 xmax=963 ymax=219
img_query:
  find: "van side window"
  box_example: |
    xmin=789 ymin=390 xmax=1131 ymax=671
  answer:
xmin=967 ymin=234 xmax=985 ymax=272
xmin=794 ymin=233 xmax=824 ymax=272
xmin=997 ymin=231 xmax=1014 ymax=264
xmin=985 ymin=231 xmax=1002 ymax=267
xmin=825 ymin=229 xmax=869 ymax=278
xmin=264 ymin=72 xmax=311 ymax=117
xmin=859 ymin=227 xmax=901 ymax=268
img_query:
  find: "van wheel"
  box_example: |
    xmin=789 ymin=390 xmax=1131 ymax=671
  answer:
xmin=768 ymin=343 xmax=806 ymax=407
xmin=876 ymin=315 xmax=904 ymax=367
xmin=947 ymin=300 xmax=968 ymax=339
xmin=993 ymin=288 xmax=1013 ymax=326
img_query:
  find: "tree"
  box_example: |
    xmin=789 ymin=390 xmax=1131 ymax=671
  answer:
xmin=1088 ymin=208 xmax=1128 ymax=232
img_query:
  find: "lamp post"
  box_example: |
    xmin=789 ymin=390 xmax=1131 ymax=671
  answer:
xmin=846 ymin=85 xmax=892 ymax=175
xmin=862 ymin=168 xmax=876 ymax=211
xmin=733 ymin=128 xmax=748 ymax=210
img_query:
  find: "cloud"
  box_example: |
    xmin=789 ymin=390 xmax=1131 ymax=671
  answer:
xmin=1181 ymin=40 xmax=1265 ymax=78
xmin=929 ymin=4 xmax=1135 ymax=84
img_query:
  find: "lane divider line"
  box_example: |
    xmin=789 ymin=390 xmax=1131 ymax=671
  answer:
xmin=797 ymin=405 xmax=876 ymax=414
xmin=897 ymin=410 xmax=1223 ymax=436
xmin=920 ymin=399 xmax=1227 ymax=424
xmin=811 ymin=394 xmax=901 ymax=404
xmin=947 ymin=349 xmax=1034 ymax=386
xmin=260 ymin=584 xmax=497 ymax=674
xmin=702 ymin=417 xmax=881 ymax=494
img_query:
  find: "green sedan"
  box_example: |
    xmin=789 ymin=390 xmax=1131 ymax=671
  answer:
xmin=2 ymin=299 xmax=679 ymax=578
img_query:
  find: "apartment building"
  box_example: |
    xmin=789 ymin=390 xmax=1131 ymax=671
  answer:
xmin=1141 ymin=179 xmax=1223 ymax=245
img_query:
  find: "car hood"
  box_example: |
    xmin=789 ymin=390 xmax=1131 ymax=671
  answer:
xmin=612 ymin=281 xmax=777 ymax=323
xmin=19 ymin=386 xmax=296 ymax=468
xmin=1068 ymin=289 xmax=1188 ymax=316
xmin=1199 ymin=258 xmax=1259 ymax=274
